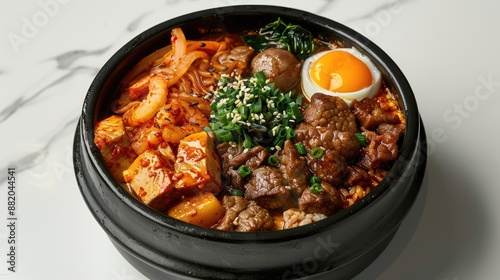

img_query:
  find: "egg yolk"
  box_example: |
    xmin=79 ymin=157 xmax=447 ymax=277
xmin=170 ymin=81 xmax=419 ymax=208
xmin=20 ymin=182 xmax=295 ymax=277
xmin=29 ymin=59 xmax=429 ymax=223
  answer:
xmin=310 ymin=51 xmax=372 ymax=93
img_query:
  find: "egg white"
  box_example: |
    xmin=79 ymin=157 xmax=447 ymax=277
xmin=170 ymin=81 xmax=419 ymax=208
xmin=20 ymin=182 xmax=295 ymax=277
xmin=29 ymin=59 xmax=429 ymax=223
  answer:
xmin=301 ymin=47 xmax=381 ymax=104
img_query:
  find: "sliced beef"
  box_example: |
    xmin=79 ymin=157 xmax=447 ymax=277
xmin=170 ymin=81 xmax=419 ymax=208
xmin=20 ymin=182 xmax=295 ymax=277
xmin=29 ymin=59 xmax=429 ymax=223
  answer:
xmin=306 ymin=149 xmax=347 ymax=187
xmin=227 ymin=169 xmax=245 ymax=191
xmin=277 ymin=140 xmax=312 ymax=196
xmin=216 ymin=195 xmax=248 ymax=231
xmin=226 ymin=145 xmax=269 ymax=170
xmin=217 ymin=142 xmax=244 ymax=173
xmin=295 ymin=123 xmax=360 ymax=159
xmin=235 ymin=201 xmax=274 ymax=232
xmin=299 ymin=182 xmax=344 ymax=216
xmin=351 ymin=97 xmax=401 ymax=130
xmin=303 ymin=93 xmax=358 ymax=133
xmin=217 ymin=144 xmax=268 ymax=191
xmin=359 ymin=130 xmax=399 ymax=169
xmin=241 ymin=146 xmax=269 ymax=170
xmin=244 ymin=166 xmax=295 ymax=210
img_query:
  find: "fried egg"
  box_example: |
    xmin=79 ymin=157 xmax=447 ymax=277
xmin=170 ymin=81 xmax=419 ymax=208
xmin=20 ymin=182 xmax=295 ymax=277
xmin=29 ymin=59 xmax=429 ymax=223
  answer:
xmin=301 ymin=47 xmax=381 ymax=104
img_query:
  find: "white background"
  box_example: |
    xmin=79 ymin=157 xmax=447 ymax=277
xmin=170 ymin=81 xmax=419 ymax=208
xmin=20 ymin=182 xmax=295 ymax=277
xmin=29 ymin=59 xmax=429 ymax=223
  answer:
xmin=1 ymin=0 xmax=499 ymax=279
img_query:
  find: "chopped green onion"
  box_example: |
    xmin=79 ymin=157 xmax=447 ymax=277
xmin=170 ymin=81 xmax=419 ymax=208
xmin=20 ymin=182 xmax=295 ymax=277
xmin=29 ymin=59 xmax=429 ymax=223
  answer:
xmin=276 ymin=99 xmax=286 ymax=110
xmin=276 ymin=126 xmax=287 ymax=139
xmin=295 ymin=94 xmax=303 ymax=106
xmin=273 ymin=139 xmax=284 ymax=149
xmin=231 ymin=189 xmax=244 ymax=197
xmin=287 ymin=102 xmax=303 ymax=122
xmin=250 ymin=97 xmax=262 ymax=114
xmin=238 ymin=165 xmax=252 ymax=178
xmin=354 ymin=133 xmax=367 ymax=147
xmin=214 ymin=129 xmax=234 ymax=142
xmin=309 ymin=176 xmax=321 ymax=184
xmin=267 ymin=155 xmax=280 ymax=167
xmin=310 ymin=147 xmax=325 ymax=159
xmin=310 ymin=183 xmax=323 ymax=194
xmin=285 ymin=127 xmax=295 ymax=140
xmin=294 ymin=142 xmax=307 ymax=155
xmin=242 ymin=132 xmax=252 ymax=149
xmin=238 ymin=105 xmax=249 ymax=121
xmin=209 ymin=72 xmax=304 ymax=150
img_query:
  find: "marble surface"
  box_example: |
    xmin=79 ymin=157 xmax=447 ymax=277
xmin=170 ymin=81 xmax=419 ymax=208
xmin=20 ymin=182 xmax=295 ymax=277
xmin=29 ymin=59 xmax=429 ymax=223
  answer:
xmin=1 ymin=0 xmax=499 ymax=279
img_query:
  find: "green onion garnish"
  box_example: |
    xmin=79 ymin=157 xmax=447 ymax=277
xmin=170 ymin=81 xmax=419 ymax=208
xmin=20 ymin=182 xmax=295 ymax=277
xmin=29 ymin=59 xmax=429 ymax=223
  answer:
xmin=310 ymin=147 xmax=325 ymax=159
xmin=285 ymin=127 xmax=295 ymax=140
xmin=214 ymin=129 xmax=234 ymax=142
xmin=238 ymin=165 xmax=252 ymax=178
xmin=309 ymin=176 xmax=321 ymax=184
xmin=231 ymin=189 xmax=245 ymax=197
xmin=354 ymin=133 xmax=367 ymax=147
xmin=242 ymin=133 xmax=252 ymax=149
xmin=267 ymin=155 xmax=280 ymax=167
xmin=209 ymin=72 xmax=303 ymax=151
xmin=310 ymin=183 xmax=323 ymax=194
xmin=294 ymin=142 xmax=307 ymax=155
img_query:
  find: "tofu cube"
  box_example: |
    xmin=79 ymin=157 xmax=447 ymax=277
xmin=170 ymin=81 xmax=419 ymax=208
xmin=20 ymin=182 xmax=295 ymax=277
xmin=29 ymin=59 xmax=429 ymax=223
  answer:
xmin=123 ymin=150 xmax=177 ymax=211
xmin=94 ymin=115 xmax=136 ymax=183
xmin=174 ymin=131 xmax=221 ymax=193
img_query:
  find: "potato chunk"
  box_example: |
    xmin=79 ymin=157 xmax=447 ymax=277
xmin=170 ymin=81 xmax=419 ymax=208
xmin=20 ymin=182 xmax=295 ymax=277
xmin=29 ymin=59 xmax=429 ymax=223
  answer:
xmin=94 ymin=115 xmax=136 ymax=183
xmin=174 ymin=131 xmax=221 ymax=193
xmin=123 ymin=150 xmax=177 ymax=211
xmin=167 ymin=191 xmax=225 ymax=228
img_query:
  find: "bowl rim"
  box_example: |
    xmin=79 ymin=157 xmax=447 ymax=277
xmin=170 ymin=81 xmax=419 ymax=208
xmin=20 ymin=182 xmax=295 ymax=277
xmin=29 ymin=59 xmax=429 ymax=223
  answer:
xmin=80 ymin=4 xmax=422 ymax=242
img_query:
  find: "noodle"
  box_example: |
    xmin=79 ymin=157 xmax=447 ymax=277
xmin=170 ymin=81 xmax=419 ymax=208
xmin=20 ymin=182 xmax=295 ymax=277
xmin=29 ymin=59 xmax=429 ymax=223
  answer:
xmin=113 ymin=28 xmax=247 ymax=116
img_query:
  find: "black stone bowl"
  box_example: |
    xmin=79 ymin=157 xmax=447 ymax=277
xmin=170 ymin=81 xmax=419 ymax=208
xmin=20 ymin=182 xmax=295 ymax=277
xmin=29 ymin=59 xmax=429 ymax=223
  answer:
xmin=73 ymin=5 xmax=426 ymax=280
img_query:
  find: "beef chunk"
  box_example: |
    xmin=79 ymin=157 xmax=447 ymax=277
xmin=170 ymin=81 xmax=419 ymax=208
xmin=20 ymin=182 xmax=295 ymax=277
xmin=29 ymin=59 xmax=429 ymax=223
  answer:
xmin=306 ymin=149 xmax=347 ymax=187
xmin=351 ymin=98 xmax=401 ymax=130
xmin=216 ymin=196 xmax=248 ymax=231
xmin=235 ymin=201 xmax=274 ymax=232
xmin=244 ymin=166 xmax=295 ymax=210
xmin=376 ymin=123 xmax=405 ymax=139
xmin=295 ymin=123 xmax=360 ymax=159
xmin=303 ymin=93 xmax=358 ymax=133
xmin=359 ymin=130 xmax=399 ymax=169
xmin=299 ymin=182 xmax=344 ymax=216
xmin=277 ymin=140 xmax=312 ymax=196
xmin=227 ymin=169 xmax=245 ymax=191
xmin=344 ymin=165 xmax=373 ymax=188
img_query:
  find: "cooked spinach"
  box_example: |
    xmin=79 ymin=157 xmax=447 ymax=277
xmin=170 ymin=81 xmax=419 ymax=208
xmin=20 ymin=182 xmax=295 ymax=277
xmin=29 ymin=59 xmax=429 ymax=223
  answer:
xmin=242 ymin=18 xmax=319 ymax=60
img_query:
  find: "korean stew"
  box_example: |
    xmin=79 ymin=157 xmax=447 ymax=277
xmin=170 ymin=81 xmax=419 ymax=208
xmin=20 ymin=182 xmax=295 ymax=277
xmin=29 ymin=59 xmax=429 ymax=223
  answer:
xmin=94 ymin=19 xmax=405 ymax=231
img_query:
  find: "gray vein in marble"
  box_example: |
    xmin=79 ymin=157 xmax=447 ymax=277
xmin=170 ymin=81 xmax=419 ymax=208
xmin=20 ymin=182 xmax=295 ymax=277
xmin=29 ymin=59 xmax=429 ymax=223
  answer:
xmin=313 ymin=0 xmax=338 ymax=15
xmin=50 ymin=47 xmax=111 ymax=70
xmin=0 ymin=66 xmax=98 ymax=124
xmin=343 ymin=0 xmax=417 ymax=23
xmin=127 ymin=12 xmax=151 ymax=32
xmin=0 ymin=116 xmax=79 ymax=185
